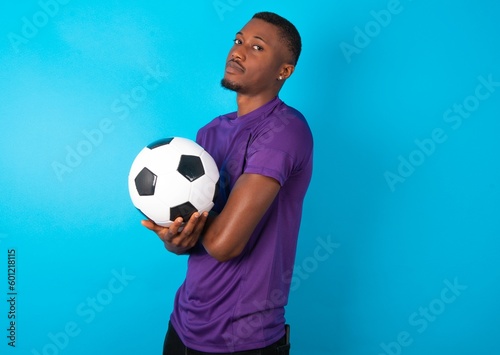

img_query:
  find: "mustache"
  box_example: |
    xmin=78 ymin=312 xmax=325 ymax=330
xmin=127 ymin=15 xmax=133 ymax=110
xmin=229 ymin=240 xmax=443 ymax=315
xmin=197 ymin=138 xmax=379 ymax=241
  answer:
xmin=226 ymin=59 xmax=245 ymax=72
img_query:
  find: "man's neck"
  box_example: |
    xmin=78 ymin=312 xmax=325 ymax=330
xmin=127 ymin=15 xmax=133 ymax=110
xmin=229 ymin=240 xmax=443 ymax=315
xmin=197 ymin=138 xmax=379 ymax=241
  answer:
xmin=236 ymin=92 xmax=278 ymax=117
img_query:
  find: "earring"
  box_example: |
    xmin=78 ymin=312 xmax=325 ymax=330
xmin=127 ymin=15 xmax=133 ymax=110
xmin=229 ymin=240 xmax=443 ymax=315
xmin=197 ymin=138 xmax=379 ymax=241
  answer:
xmin=279 ymin=76 xmax=283 ymax=80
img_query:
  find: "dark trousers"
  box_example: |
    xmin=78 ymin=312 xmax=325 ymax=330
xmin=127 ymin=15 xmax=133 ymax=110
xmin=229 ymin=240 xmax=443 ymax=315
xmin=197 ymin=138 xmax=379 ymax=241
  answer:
xmin=163 ymin=322 xmax=290 ymax=355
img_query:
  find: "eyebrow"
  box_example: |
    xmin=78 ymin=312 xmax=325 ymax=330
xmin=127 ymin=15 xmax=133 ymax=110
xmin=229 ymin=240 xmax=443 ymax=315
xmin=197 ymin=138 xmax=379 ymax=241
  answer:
xmin=236 ymin=31 xmax=268 ymax=44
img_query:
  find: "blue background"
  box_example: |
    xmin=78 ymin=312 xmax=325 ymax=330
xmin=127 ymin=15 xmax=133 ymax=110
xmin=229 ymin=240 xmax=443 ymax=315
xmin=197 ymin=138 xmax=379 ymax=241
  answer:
xmin=1 ymin=0 xmax=499 ymax=354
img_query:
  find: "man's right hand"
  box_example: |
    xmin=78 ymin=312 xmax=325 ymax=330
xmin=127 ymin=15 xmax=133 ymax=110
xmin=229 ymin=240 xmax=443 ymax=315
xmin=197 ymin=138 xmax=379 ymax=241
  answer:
xmin=141 ymin=211 xmax=208 ymax=255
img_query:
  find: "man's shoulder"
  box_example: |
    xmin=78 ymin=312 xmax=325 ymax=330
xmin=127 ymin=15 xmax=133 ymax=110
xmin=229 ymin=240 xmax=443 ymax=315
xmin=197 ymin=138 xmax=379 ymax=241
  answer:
xmin=264 ymin=101 xmax=312 ymax=140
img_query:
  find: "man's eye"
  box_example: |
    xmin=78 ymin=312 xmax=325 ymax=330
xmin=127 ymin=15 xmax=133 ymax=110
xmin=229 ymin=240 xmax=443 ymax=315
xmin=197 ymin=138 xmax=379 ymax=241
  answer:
xmin=252 ymin=45 xmax=263 ymax=51
xmin=233 ymin=38 xmax=242 ymax=45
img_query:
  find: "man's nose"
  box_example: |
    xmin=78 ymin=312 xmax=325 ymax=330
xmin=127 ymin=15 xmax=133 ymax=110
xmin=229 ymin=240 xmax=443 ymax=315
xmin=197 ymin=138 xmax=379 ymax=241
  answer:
xmin=231 ymin=47 xmax=245 ymax=61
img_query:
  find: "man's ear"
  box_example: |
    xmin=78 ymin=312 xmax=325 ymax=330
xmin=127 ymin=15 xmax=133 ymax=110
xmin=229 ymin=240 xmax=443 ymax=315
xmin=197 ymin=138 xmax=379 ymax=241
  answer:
xmin=279 ymin=64 xmax=295 ymax=80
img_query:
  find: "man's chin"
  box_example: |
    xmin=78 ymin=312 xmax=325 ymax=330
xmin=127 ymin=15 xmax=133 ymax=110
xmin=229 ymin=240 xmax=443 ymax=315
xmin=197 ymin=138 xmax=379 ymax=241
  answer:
xmin=221 ymin=78 xmax=242 ymax=92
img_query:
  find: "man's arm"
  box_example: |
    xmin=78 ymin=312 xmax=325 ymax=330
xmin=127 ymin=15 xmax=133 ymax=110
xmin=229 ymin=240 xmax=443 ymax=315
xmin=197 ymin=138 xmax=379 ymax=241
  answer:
xmin=201 ymin=173 xmax=280 ymax=262
xmin=142 ymin=173 xmax=280 ymax=260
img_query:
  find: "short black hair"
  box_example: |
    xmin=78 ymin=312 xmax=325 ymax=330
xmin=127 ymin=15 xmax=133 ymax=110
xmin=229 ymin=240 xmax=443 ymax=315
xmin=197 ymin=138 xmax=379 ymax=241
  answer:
xmin=252 ymin=12 xmax=302 ymax=65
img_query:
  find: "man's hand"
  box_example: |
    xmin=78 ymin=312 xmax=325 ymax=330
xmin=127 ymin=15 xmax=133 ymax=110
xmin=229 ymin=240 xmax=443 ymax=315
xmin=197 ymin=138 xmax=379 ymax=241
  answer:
xmin=141 ymin=211 xmax=209 ymax=255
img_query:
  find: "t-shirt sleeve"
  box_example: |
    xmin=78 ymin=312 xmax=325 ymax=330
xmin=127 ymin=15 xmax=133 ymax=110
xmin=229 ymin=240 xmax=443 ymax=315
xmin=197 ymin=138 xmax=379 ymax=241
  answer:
xmin=243 ymin=115 xmax=312 ymax=186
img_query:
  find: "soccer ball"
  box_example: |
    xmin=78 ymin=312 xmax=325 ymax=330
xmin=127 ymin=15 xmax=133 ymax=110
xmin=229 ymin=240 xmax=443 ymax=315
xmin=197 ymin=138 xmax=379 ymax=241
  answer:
xmin=128 ymin=137 xmax=219 ymax=227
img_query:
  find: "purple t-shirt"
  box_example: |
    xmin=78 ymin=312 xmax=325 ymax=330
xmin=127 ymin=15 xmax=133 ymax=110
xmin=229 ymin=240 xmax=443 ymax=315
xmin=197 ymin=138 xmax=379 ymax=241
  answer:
xmin=170 ymin=97 xmax=313 ymax=352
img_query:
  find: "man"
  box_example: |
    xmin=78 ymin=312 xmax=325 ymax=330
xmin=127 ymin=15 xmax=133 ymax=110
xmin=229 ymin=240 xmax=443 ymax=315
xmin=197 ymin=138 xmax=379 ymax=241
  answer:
xmin=142 ymin=11 xmax=313 ymax=354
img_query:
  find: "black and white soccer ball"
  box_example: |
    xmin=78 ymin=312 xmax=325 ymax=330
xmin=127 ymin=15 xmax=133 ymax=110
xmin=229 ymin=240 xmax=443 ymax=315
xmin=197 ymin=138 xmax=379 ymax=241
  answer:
xmin=128 ymin=137 xmax=219 ymax=227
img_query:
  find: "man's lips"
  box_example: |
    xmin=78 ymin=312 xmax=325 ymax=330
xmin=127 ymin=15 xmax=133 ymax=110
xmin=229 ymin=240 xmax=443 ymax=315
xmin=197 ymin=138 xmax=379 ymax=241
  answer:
xmin=226 ymin=60 xmax=245 ymax=73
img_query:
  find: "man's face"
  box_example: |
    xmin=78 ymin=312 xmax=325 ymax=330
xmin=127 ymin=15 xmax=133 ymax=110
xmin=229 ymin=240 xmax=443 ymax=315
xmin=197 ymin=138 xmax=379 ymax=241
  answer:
xmin=221 ymin=18 xmax=289 ymax=95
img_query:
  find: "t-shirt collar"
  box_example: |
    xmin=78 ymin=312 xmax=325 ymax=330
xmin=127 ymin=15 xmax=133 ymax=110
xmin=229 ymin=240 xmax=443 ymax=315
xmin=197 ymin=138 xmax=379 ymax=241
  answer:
xmin=225 ymin=96 xmax=282 ymax=124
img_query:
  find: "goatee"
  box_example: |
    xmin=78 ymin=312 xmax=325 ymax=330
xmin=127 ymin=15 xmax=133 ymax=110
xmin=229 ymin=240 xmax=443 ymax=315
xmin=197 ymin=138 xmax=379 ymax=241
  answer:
xmin=221 ymin=78 xmax=242 ymax=92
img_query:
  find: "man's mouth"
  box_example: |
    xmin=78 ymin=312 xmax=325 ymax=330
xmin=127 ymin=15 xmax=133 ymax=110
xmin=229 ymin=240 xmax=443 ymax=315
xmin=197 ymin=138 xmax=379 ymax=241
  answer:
xmin=226 ymin=60 xmax=245 ymax=73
